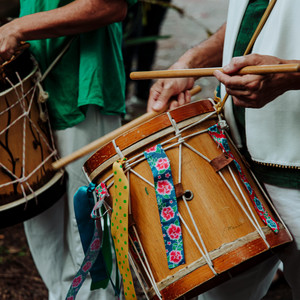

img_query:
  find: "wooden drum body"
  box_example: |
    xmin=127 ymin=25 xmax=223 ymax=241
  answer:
xmin=84 ymin=100 xmax=292 ymax=299
xmin=0 ymin=49 xmax=65 ymax=228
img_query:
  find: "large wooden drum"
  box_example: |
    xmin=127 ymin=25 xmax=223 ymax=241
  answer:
xmin=0 ymin=47 xmax=65 ymax=228
xmin=84 ymin=100 xmax=292 ymax=299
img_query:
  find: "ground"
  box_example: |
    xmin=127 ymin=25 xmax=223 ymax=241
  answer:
xmin=0 ymin=223 xmax=293 ymax=300
xmin=0 ymin=224 xmax=48 ymax=300
xmin=0 ymin=0 xmax=294 ymax=299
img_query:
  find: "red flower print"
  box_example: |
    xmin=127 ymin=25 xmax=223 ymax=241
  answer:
xmin=146 ymin=146 xmax=157 ymax=153
xmin=91 ymin=238 xmax=100 ymax=251
xmin=67 ymin=297 xmax=74 ymax=300
xmin=155 ymin=158 xmax=170 ymax=171
xmin=82 ymin=261 xmax=92 ymax=272
xmin=165 ymin=173 xmax=170 ymax=178
xmin=157 ymin=180 xmax=172 ymax=195
xmin=169 ymin=250 xmax=182 ymax=264
xmin=96 ymin=183 xmax=108 ymax=197
xmin=72 ymin=275 xmax=82 ymax=288
xmin=167 ymin=224 xmax=181 ymax=240
xmin=161 ymin=206 xmax=175 ymax=221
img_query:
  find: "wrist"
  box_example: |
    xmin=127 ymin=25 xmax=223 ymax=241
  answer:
xmin=169 ymin=61 xmax=190 ymax=70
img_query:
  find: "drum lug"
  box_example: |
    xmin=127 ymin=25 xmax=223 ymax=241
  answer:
xmin=183 ymin=190 xmax=194 ymax=201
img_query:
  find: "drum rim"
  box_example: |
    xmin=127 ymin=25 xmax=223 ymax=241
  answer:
xmin=147 ymin=224 xmax=291 ymax=299
xmin=0 ymin=169 xmax=65 ymax=212
xmin=84 ymin=99 xmax=215 ymax=178
xmin=0 ymin=64 xmax=38 ymax=97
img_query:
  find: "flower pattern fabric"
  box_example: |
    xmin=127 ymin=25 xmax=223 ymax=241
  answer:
xmin=66 ymin=183 xmax=108 ymax=300
xmin=208 ymin=124 xmax=279 ymax=233
xmin=144 ymin=144 xmax=185 ymax=269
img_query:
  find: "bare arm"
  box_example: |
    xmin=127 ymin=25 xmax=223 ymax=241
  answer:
xmin=147 ymin=23 xmax=226 ymax=112
xmin=0 ymin=0 xmax=128 ymax=60
xmin=174 ymin=23 xmax=225 ymax=70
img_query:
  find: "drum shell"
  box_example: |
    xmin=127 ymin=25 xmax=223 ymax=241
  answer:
xmin=0 ymin=50 xmax=65 ymax=227
xmin=84 ymin=100 xmax=292 ymax=299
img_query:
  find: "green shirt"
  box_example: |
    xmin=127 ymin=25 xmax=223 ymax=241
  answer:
xmin=19 ymin=0 xmax=137 ymax=130
xmin=233 ymin=0 xmax=300 ymax=189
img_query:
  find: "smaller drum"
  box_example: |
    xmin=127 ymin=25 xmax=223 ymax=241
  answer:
xmin=84 ymin=100 xmax=292 ymax=299
xmin=0 ymin=47 xmax=65 ymax=228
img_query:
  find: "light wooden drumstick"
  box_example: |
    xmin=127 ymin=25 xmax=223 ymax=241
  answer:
xmin=51 ymin=85 xmax=202 ymax=170
xmin=130 ymin=64 xmax=300 ymax=80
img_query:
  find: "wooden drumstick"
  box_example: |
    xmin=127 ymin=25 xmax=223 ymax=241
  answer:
xmin=130 ymin=64 xmax=300 ymax=80
xmin=51 ymin=85 xmax=202 ymax=170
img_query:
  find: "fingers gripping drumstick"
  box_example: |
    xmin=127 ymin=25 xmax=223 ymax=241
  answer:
xmin=51 ymin=85 xmax=202 ymax=170
xmin=130 ymin=64 xmax=300 ymax=80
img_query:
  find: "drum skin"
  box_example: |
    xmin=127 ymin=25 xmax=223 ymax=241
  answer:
xmin=84 ymin=100 xmax=292 ymax=299
xmin=0 ymin=49 xmax=65 ymax=228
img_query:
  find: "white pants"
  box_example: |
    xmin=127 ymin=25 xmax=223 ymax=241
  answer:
xmin=24 ymin=106 xmax=121 ymax=300
xmin=198 ymin=183 xmax=300 ymax=300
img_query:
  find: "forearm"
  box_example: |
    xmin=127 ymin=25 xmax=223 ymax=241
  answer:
xmin=4 ymin=0 xmax=128 ymax=42
xmin=170 ymin=23 xmax=226 ymax=71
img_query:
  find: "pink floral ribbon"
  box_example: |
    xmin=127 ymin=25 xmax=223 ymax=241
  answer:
xmin=66 ymin=183 xmax=109 ymax=300
xmin=144 ymin=144 xmax=185 ymax=269
xmin=208 ymin=124 xmax=279 ymax=233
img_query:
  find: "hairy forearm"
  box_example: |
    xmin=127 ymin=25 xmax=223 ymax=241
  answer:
xmin=5 ymin=0 xmax=127 ymax=42
xmin=170 ymin=23 xmax=226 ymax=70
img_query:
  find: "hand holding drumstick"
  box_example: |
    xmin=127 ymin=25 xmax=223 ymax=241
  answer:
xmin=52 ymin=84 xmax=202 ymax=170
xmin=135 ymin=55 xmax=300 ymax=112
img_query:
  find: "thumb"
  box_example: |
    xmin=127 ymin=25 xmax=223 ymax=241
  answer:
xmin=152 ymin=99 xmax=166 ymax=111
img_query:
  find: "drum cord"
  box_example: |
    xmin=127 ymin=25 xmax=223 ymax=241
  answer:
xmin=0 ymin=68 xmax=58 ymax=203
xmin=112 ymin=140 xmax=162 ymax=298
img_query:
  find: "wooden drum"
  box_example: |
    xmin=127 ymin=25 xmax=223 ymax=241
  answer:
xmin=84 ymin=100 xmax=292 ymax=299
xmin=0 ymin=47 xmax=65 ymax=228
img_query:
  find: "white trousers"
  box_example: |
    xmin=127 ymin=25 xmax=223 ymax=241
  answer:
xmin=198 ymin=183 xmax=300 ymax=300
xmin=24 ymin=106 xmax=122 ymax=300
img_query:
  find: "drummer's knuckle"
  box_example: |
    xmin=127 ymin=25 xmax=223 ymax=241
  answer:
xmin=247 ymin=81 xmax=260 ymax=91
xmin=164 ymin=81 xmax=176 ymax=91
xmin=251 ymin=53 xmax=259 ymax=60
xmin=249 ymin=93 xmax=258 ymax=101
xmin=223 ymin=78 xmax=231 ymax=87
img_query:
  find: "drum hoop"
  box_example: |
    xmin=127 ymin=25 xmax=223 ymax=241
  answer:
xmin=147 ymin=224 xmax=285 ymax=297
xmin=0 ymin=65 xmax=39 ymax=97
xmin=88 ymin=112 xmax=215 ymax=181
xmin=84 ymin=99 xmax=215 ymax=177
xmin=0 ymin=170 xmax=64 ymax=212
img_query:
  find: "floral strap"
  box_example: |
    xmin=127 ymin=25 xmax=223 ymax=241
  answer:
xmin=208 ymin=124 xmax=279 ymax=233
xmin=144 ymin=144 xmax=185 ymax=269
xmin=66 ymin=183 xmax=109 ymax=300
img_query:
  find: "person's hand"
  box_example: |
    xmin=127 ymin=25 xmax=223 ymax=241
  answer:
xmin=147 ymin=76 xmax=195 ymax=112
xmin=214 ymin=54 xmax=290 ymax=108
xmin=0 ymin=20 xmax=22 ymax=63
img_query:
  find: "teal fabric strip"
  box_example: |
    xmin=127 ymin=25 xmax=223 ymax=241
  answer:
xmin=144 ymin=144 xmax=185 ymax=269
xmin=68 ymin=182 xmax=120 ymax=300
